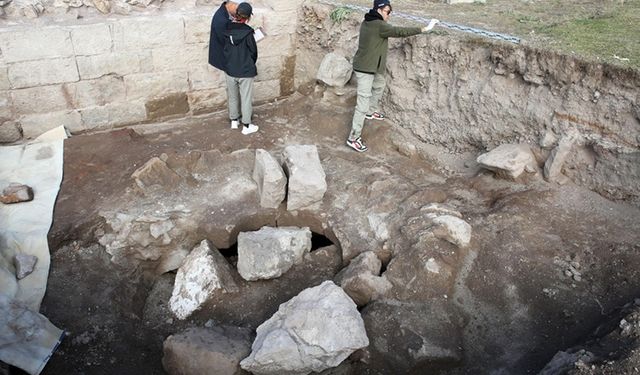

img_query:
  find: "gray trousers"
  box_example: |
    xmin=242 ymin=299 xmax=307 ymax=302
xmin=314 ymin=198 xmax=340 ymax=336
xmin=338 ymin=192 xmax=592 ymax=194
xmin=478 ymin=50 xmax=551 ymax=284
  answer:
xmin=349 ymin=71 xmax=386 ymax=140
xmin=226 ymin=74 xmax=254 ymax=125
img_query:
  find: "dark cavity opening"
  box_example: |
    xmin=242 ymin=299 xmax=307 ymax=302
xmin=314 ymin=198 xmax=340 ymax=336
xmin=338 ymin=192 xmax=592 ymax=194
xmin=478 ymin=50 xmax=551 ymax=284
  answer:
xmin=311 ymin=232 xmax=333 ymax=251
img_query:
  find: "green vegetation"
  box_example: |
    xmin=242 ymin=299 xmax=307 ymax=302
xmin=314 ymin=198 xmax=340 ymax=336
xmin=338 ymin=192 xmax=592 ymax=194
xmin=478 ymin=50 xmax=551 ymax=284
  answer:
xmin=539 ymin=3 xmax=640 ymax=68
xmin=330 ymin=6 xmax=353 ymax=23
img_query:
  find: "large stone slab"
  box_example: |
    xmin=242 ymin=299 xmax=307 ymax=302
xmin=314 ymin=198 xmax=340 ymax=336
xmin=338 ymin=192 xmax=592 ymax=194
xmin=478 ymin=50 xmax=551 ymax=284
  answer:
xmin=240 ymin=281 xmax=369 ymax=374
xmin=283 ymin=145 xmax=327 ymax=211
xmin=8 ymin=57 xmax=79 ymax=88
xmin=316 ymin=52 xmax=353 ymax=87
xmin=163 ymin=326 xmax=252 ymax=375
xmin=476 ymin=143 xmax=537 ymax=179
xmin=252 ymin=149 xmax=286 ymax=209
xmin=237 ymin=226 xmax=311 ymax=281
xmin=0 ymin=27 xmax=73 ymax=63
xmin=169 ymin=240 xmax=239 ymax=320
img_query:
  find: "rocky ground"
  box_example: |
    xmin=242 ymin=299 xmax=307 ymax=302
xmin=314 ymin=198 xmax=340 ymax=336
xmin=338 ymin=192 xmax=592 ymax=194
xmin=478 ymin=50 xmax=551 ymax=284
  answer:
xmin=18 ymin=84 xmax=638 ymax=374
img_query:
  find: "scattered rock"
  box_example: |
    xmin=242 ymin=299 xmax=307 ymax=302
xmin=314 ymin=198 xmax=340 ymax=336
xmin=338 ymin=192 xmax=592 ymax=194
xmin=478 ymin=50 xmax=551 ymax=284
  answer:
xmin=316 ymin=52 xmax=353 ymax=87
xmin=237 ymin=226 xmax=311 ymax=281
xmin=163 ymin=326 xmax=252 ymax=375
xmin=283 ymin=145 xmax=327 ymax=211
xmin=429 ymin=214 xmax=472 ymax=248
xmin=0 ymin=183 xmax=34 ymax=204
xmin=169 ymin=240 xmax=238 ymax=320
xmin=14 ymin=254 xmax=38 ymax=279
xmin=420 ymin=203 xmax=462 ymax=218
xmin=334 ymin=251 xmax=391 ymax=306
xmin=544 ymin=134 xmax=577 ymax=182
xmin=252 ymin=149 xmax=286 ymax=209
xmin=131 ymin=157 xmax=181 ymax=190
xmin=476 ymin=144 xmax=537 ymax=179
xmin=240 ymin=281 xmax=369 ymax=375
xmin=0 ymin=121 xmax=23 ymax=144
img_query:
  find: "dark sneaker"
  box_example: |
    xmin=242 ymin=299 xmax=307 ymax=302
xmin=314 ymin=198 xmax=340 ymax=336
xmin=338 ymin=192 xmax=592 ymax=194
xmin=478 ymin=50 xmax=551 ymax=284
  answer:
xmin=365 ymin=112 xmax=385 ymax=120
xmin=346 ymin=137 xmax=368 ymax=152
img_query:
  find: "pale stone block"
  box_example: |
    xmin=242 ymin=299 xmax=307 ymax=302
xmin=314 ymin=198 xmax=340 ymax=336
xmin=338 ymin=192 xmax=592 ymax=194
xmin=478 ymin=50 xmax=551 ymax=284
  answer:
xmin=447 ymin=0 xmax=485 ymax=3
xmin=0 ymin=66 xmax=9 ymax=90
xmin=262 ymin=9 xmax=298 ymax=36
xmin=0 ymin=27 xmax=74 ymax=63
xmin=187 ymin=88 xmax=227 ymax=114
xmin=125 ymin=71 xmax=189 ymax=100
xmin=254 ymin=79 xmax=280 ymax=102
xmin=76 ymin=51 xmax=151 ymax=80
xmin=64 ymin=75 xmax=126 ymax=108
xmin=258 ymin=34 xmax=293 ymax=58
xmin=80 ymin=101 xmax=146 ymax=129
xmin=8 ymin=58 xmax=79 ymax=89
xmin=70 ymin=23 xmax=112 ymax=56
xmin=152 ymin=43 xmax=208 ymax=72
xmin=257 ymin=55 xmax=284 ymax=82
xmin=10 ymin=85 xmax=70 ymax=115
xmin=20 ymin=110 xmax=83 ymax=138
xmin=188 ymin=67 xmax=225 ymax=91
xmin=184 ymin=14 xmax=211 ymax=44
xmin=0 ymin=92 xmax=11 ymax=118
xmin=113 ymin=16 xmax=185 ymax=51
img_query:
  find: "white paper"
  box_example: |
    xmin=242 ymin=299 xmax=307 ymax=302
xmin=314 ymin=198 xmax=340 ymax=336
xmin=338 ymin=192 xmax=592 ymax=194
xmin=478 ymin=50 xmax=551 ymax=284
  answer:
xmin=254 ymin=27 xmax=265 ymax=42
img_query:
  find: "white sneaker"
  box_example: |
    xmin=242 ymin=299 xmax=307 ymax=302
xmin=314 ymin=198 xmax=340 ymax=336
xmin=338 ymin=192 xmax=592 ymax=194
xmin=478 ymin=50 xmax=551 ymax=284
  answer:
xmin=241 ymin=124 xmax=259 ymax=135
xmin=231 ymin=119 xmax=239 ymax=129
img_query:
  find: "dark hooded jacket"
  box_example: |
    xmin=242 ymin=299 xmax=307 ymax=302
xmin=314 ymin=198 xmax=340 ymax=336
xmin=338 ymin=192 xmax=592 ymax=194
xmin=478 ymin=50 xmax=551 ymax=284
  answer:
xmin=223 ymin=22 xmax=258 ymax=78
xmin=352 ymin=10 xmax=422 ymax=74
xmin=208 ymin=1 xmax=232 ymax=70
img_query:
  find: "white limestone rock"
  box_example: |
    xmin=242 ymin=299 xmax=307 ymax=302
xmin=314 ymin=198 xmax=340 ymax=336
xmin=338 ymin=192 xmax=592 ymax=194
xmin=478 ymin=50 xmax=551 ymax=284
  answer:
xmin=169 ymin=240 xmax=238 ymax=320
xmin=316 ymin=52 xmax=353 ymax=88
xmin=335 ymin=251 xmax=391 ymax=306
xmin=13 ymin=254 xmax=37 ymax=279
xmin=544 ymin=134 xmax=577 ymax=182
xmin=253 ymin=149 xmax=286 ymax=209
xmin=237 ymin=226 xmax=311 ymax=281
xmin=429 ymin=214 xmax=472 ymax=248
xmin=240 ymin=281 xmax=369 ymax=374
xmin=283 ymin=145 xmax=327 ymax=211
xmin=476 ymin=144 xmax=537 ymax=179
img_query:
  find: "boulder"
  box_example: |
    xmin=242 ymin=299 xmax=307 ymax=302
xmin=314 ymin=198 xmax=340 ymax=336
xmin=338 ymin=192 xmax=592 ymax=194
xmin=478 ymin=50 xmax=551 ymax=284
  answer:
xmin=316 ymin=52 xmax=353 ymax=87
xmin=237 ymin=226 xmax=311 ymax=281
xmin=283 ymin=145 xmax=327 ymax=211
xmin=240 ymin=281 xmax=369 ymax=374
xmin=131 ymin=157 xmax=181 ymax=190
xmin=428 ymin=214 xmax=472 ymax=248
xmin=544 ymin=135 xmax=576 ymax=182
xmin=163 ymin=326 xmax=252 ymax=375
xmin=252 ymin=149 xmax=286 ymax=209
xmin=476 ymin=144 xmax=537 ymax=179
xmin=169 ymin=240 xmax=238 ymax=320
xmin=334 ymin=251 xmax=391 ymax=306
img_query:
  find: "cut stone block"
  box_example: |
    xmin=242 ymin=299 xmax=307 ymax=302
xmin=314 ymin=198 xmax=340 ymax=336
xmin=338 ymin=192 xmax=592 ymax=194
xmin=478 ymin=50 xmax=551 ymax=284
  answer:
xmin=283 ymin=145 xmax=327 ymax=211
xmin=252 ymin=149 xmax=286 ymax=209
xmin=476 ymin=144 xmax=536 ymax=179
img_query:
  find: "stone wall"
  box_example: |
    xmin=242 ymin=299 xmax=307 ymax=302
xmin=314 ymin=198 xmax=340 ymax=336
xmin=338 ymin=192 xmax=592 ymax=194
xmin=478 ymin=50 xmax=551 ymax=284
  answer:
xmin=0 ymin=0 xmax=302 ymax=140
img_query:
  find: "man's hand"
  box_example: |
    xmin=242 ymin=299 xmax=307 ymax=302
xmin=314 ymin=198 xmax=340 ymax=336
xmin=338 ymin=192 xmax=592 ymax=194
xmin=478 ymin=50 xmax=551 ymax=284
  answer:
xmin=422 ymin=19 xmax=439 ymax=33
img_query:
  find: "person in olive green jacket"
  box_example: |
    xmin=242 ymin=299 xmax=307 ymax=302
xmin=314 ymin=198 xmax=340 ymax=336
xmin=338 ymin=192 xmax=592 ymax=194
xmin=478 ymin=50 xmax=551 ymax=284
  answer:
xmin=346 ymin=0 xmax=438 ymax=152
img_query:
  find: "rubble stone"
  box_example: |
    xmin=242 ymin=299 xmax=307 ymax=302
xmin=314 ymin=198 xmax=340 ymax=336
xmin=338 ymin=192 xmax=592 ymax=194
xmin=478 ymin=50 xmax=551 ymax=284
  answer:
xmin=252 ymin=149 xmax=286 ymax=209
xmin=0 ymin=183 xmax=34 ymax=204
xmin=335 ymin=251 xmax=391 ymax=306
xmin=240 ymin=281 xmax=369 ymax=374
xmin=131 ymin=157 xmax=181 ymax=190
xmin=283 ymin=145 xmax=327 ymax=211
xmin=163 ymin=326 xmax=252 ymax=375
xmin=169 ymin=240 xmax=239 ymax=320
xmin=237 ymin=226 xmax=311 ymax=281
xmin=14 ymin=254 xmax=38 ymax=279
xmin=316 ymin=52 xmax=353 ymax=87
xmin=477 ymin=144 xmax=537 ymax=179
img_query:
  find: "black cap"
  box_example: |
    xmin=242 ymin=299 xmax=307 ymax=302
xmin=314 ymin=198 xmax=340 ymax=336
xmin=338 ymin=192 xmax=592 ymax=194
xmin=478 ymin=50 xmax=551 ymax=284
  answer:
xmin=236 ymin=2 xmax=253 ymax=19
xmin=373 ymin=0 xmax=391 ymax=10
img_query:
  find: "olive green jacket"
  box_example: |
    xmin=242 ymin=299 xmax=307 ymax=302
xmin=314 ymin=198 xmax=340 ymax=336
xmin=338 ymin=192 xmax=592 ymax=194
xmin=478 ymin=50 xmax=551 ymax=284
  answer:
xmin=353 ymin=16 xmax=422 ymax=75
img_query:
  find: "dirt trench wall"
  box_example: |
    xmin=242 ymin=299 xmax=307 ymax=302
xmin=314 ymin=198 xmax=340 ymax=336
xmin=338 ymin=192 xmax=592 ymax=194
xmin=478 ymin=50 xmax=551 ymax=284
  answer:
xmin=296 ymin=4 xmax=640 ymax=205
xmin=0 ymin=0 xmax=302 ymax=141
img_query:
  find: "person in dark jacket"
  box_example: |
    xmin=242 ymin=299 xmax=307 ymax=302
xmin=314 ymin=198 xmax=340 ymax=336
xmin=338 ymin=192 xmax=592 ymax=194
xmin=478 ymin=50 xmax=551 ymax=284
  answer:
xmin=209 ymin=1 xmax=238 ymax=71
xmin=223 ymin=2 xmax=259 ymax=135
xmin=346 ymin=0 xmax=438 ymax=152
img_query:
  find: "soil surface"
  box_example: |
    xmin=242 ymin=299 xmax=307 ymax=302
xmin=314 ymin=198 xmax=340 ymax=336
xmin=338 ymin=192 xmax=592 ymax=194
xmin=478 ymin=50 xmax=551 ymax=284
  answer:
xmin=24 ymin=86 xmax=640 ymax=374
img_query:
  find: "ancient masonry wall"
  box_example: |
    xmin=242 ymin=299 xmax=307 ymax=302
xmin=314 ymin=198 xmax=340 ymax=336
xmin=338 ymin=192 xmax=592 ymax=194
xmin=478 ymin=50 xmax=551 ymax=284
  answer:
xmin=0 ymin=0 xmax=302 ymax=140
